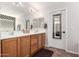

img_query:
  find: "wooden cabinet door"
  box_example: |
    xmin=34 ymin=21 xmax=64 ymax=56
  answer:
xmin=38 ymin=34 xmax=42 ymax=49
xmin=2 ymin=38 xmax=17 ymax=57
xmin=17 ymin=37 xmax=21 ymax=57
xmin=0 ymin=40 xmax=1 ymax=57
xmin=20 ymin=36 xmax=30 ymax=57
xmin=42 ymin=33 xmax=45 ymax=47
xmin=30 ymin=35 xmax=38 ymax=55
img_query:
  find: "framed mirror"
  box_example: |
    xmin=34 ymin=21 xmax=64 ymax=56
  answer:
xmin=0 ymin=14 xmax=15 ymax=32
xmin=26 ymin=20 xmax=30 ymax=32
xmin=17 ymin=24 xmax=21 ymax=31
xmin=32 ymin=19 xmax=39 ymax=29
xmin=39 ymin=18 xmax=44 ymax=28
xmin=53 ymin=14 xmax=62 ymax=39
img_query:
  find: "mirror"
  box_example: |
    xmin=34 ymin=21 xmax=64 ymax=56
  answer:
xmin=39 ymin=18 xmax=44 ymax=28
xmin=17 ymin=24 xmax=21 ymax=31
xmin=31 ymin=17 xmax=44 ymax=29
xmin=53 ymin=14 xmax=61 ymax=39
xmin=32 ymin=19 xmax=39 ymax=29
xmin=26 ymin=20 xmax=30 ymax=32
xmin=0 ymin=14 xmax=15 ymax=32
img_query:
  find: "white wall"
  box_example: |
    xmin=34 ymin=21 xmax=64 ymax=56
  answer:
xmin=32 ymin=2 xmax=79 ymax=55
xmin=65 ymin=3 xmax=79 ymax=54
xmin=0 ymin=2 xmax=43 ymax=31
xmin=0 ymin=2 xmax=29 ymax=31
xmin=42 ymin=2 xmax=79 ymax=55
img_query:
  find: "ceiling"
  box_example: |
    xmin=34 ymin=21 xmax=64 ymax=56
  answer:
xmin=23 ymin=2 xmax=63 ymax=12
xmin=0 ymin=2 xmax=65 ymax=17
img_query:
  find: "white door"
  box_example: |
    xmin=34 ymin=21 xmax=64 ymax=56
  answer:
xmin=48 ymin=9 xmax=67 ymax=50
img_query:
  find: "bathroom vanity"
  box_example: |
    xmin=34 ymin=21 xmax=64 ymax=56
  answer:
xmin=0 ymin=32 xmax=45 ymax=57
xmin=0 ymin=14 xmax=45 ymax=57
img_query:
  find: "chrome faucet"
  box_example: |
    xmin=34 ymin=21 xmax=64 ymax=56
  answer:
xmin=10 ymin=31 xmax=14 ymax=35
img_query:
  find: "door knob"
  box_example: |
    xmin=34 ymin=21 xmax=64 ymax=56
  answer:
xmin=63 ymin=31 xmax=65 ymax=33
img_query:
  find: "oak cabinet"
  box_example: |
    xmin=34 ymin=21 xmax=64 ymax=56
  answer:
xmin=30 ymin=33 xmax=45 ymax=56
xmin=1 ymin=33 xmax=45 ymax=57
xmin=20 ymin=36 xmax=30 ymax=57
xmin=0 ymin=40 xmax=1 ymax=57
xmin=38 ymin=33 xmax=45 ymax=49
xmin=42 ymin=33 xmax=45 ymax=47
xmin=2 ymin=38 xmax=17 ymax=57
xmin=38 ymin=34 xmax=42 ymax=49
xmin=17 ymin=37 xmax=21 ymax=57
xmin=30 ymin=35 xmax=38 ymax=55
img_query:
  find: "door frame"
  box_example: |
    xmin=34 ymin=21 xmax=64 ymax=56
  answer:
xmin=48 ymin=8 xmax=68 ymax=51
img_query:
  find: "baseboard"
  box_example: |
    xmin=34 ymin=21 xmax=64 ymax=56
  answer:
xmin=45 ymin=44 xmax=51 ymax=47
xmin=66 ymin=50 xmax=79 ymax=55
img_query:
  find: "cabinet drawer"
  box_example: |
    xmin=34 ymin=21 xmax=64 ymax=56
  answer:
xmin=31 ymin=35 xmax=37 ymax=39
xmin=21 ymin=36 xmax=30 ymax=38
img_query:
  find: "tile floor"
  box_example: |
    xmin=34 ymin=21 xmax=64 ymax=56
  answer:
xmin=46 ymin=47 xmax=79 ymax=57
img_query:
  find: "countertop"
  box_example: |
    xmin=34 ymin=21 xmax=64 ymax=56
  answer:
xmin=0 ymin=30 xmax=45 ymax=40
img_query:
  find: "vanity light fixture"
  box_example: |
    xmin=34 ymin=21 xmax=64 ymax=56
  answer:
xmin=12 ymin=2 xmax=23 ymax=7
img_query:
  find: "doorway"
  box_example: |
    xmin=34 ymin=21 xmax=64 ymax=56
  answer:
xmin=48 ymin=9 xmax=67 ymax=50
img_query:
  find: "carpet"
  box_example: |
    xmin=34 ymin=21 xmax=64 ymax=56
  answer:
xmin=32 ymin=48 xmax=53 ymax=57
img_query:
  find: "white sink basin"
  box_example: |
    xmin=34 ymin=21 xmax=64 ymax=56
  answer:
xmin=0 ymin=31 xmax=24 ymax=39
